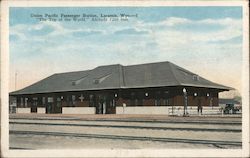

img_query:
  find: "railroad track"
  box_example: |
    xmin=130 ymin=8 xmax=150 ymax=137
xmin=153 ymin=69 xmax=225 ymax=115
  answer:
xmin=9 ymin=117 xmax=242 ymax=125
xmin=9 ymin=121 xmax=241 ymax=133
xmin=10 ymin=130 xmax=242 ymax=148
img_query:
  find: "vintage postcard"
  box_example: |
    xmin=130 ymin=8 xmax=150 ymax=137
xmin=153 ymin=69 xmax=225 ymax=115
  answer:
xmin=1 ymin=0 xmax=249 ymax=157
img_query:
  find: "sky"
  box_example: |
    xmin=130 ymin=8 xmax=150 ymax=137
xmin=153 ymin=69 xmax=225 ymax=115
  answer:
xmin=9 ymin=7 xmax=243 ymax=98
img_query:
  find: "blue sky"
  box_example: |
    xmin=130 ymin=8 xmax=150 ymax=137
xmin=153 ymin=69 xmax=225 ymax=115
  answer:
xmin=9 ymin=7 xmax=243 ymax=97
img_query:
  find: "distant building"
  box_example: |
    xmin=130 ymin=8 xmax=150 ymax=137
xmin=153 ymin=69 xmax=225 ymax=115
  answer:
xmin=10 ymin=61 xmax=232 ymax=114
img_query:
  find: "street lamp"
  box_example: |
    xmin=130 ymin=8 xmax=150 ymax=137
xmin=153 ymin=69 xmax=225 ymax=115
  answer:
xmin=183 ymin=88 xmax=188 ymax=116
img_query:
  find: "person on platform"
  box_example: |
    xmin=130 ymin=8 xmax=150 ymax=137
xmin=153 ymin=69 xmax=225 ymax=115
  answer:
xmin=197 ymin=99 xmax=202 ymax=115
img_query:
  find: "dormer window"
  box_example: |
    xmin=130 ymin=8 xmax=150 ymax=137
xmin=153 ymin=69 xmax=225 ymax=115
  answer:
xmin=93 ymin=79 xmax=100 ymax=84
xmin=193 ymin=75 xmax=199 ymax=81
xmin=72 ymin=75 xmax=88 ymax=86
xmin=93 ymin=73 xmax=111 ymax=85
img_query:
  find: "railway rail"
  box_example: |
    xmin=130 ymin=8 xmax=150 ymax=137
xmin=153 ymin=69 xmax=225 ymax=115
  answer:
xmin=9 ymin=121 xmax=241 ymax=133
xmin=10 ymin=130 xmax=242 ymax=148
xmin=9 ymin=117 xmax=242 ymax=125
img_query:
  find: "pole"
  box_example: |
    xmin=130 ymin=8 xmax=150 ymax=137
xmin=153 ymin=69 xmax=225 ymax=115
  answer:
xmin=15 ymin=71 xmax=17 ymax=90
xmin=183 ymin=88 xmax=188 ymax=116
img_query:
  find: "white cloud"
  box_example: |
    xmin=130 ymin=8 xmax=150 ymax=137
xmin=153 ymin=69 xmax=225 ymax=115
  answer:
xmin=160 ymin=17 xmax=191 ymax=26
xmin=136 ymin=17 xmax=242 ymax=42
xmin=10 ymin=16 xmax=243 ymax=95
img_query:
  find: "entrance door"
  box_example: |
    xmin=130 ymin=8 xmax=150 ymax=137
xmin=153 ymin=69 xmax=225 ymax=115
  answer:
xmin=46 ymin=97 xmax=62 ymax=114
xmin=31 ymin=98 xmax=38 ymax=113
xmin=46 ymin=103 xmax=53 ymax=114
xmin=95 ymin=94 xmax=116 ymax=114
xmin=96 ymin=94 xmax=105 ymax=114
xmin=46 ymin=97 xmax=53 ymax=114
xmin=54 ymin=97 xmax=62 ymax=113
xmin=106 ymin=98 xmax=116 ymax=114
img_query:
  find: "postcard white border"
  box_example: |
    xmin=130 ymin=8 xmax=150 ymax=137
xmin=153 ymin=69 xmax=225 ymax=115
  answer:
xmin=1 ymin=0 xmax=249 ymax=157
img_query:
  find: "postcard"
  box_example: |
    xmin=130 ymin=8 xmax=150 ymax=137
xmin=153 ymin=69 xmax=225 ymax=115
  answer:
xmin=1 ymin=0 xmax=249 ymax=157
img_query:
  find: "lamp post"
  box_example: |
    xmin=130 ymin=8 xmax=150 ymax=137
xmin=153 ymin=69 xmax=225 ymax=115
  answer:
xmin=183 ymin=88 xmax=188 ymax=116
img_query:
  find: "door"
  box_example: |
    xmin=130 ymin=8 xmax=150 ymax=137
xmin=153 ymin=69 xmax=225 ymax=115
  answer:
xmin=31 ymin=98 xmax=38 ymax=113
xmin=95 ymin=94 xmax=116 ymax=114
xmin=54 ymin=97 xmax=62 ymax=113
xmin=46 ymin=103 xmax=52 ymax=114
xmin=46 ymin=97 xmax=53 ymax=114
xmin=95 ymin=94 xmax=105 ymax=114
xmin=106 ymin=98 xmax=116 ymax=114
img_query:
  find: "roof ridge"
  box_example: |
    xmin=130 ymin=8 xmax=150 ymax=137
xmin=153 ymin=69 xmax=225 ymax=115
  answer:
xmin=55 ymin=69 xmax=91 ymax=75
xmin=168 ymin=62 xmax=181 ymax=86
xmin=119 ymin=65 xmax=125 ymax=87
xmin=123 ymin=61 xmax=170 ymax=67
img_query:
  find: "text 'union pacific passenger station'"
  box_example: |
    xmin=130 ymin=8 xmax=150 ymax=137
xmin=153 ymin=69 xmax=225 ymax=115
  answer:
xmin=10 ymin=61 xmax=232 ymax=115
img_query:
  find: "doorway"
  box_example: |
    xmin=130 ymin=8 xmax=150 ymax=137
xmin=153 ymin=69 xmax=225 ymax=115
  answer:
xmin=31 ymin=97 xmax=38 ymax=113
xmin=46 ymin=96 xmax=62 ymax=114
xmin=95 ymin=94 xmax=116 ymax=114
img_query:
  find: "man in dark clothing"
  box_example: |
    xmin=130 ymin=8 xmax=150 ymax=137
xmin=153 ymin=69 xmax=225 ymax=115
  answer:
xmin=197 ymin=98 xmax=202 ymax=115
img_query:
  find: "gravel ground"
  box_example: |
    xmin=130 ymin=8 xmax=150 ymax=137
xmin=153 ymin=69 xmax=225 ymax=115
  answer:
xmin=10 ymin=134 xmax=238 ymax=149
xmin=9 ymin=115 xmax=242 ymax=149
xmin=9 ymin=114 xmax=242 ymax=149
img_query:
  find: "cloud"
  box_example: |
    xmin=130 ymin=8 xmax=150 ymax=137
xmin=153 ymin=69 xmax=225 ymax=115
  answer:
xmin=9 ymin=16 xmax=243 ymax=94
xmin=27 ymin=23 xmax=55 ymax=36
xmin=208 ymin=35 xmax=242 ymax=44
xmin=71 ymin=29 xmax=103 ymax=37
xmin=9 ymin=34 xmax=19 ymax=42
xmin=138 ymin=17 xmax=242 ymax=42
xmin=114 ymin=28 xmax=150 ymax=35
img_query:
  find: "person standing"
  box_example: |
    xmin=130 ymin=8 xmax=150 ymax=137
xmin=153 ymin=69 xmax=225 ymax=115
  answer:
xmin=197 ymin=98 xmax=202 ymax=115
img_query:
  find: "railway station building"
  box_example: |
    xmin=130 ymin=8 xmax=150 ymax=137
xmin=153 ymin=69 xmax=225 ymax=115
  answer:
xmin=10 ymin=61 xmax=232 ymax=115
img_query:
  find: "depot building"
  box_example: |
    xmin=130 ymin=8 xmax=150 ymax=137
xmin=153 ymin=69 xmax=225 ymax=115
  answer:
xmin=9 ymin=61 xmax=231 ymax=115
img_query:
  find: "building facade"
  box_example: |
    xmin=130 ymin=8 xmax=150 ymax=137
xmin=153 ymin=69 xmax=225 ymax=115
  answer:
xmin=10 ymin=61 xmax=231 ymax=115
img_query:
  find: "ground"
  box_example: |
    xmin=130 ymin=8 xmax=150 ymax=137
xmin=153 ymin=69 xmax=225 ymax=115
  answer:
xmin=9 ymin=114 xmax=242 ymax=149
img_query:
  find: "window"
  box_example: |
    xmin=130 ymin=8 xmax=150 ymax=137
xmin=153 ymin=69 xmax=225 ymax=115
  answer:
xmin=56 ymin=97 xmax=61 ymax=107
xmin=93 ymin=79 xmax=99 ymax=84
xmin=24 ymin=98 xmax=28 ymax=107
xmin=164 ymin=99 xmax=170 ymax=106
xmin=20 ymin=97 xmax=24 ymax=107
xmin=42 ymin=97 xmax=46 ymax=105
xmin=57 ymin=97 xmax=61 ymax=102
xmin=89 ymin=94 xmax=94 ymax=107
xmin=112 ymin=99 xmax=115 ymax=107
xmin=72 ymin=95 xmax=76 ymax=105
xmin=155 ymin=91 xmax=161 ymax=106
xmin=33 ymin=97 xmax=38 ymax=106
xmin=193 ymin=75 xmax=199 ymax=81
xmin=155 ymin=99 xmax=161 ymax=106
xmin=48 ymin=97 xmax=53 ymax=103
